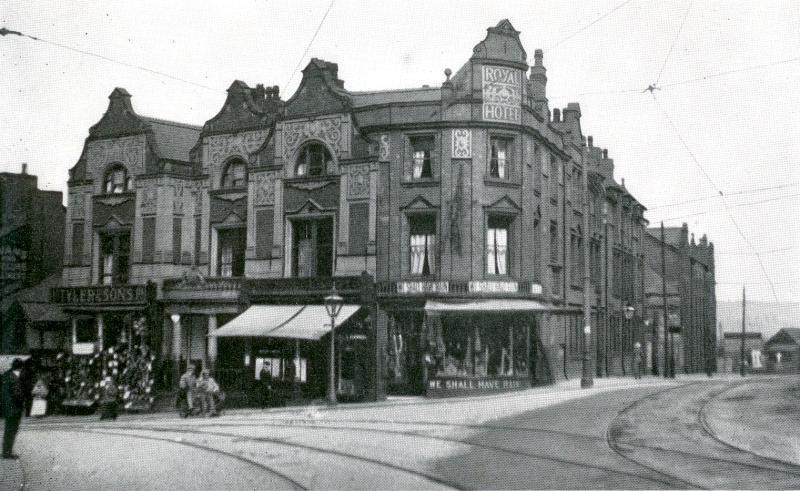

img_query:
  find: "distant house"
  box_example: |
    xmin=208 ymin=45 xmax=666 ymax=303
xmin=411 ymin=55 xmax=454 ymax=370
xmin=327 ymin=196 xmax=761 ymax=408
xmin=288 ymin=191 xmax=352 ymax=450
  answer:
xmin=721 ymin=332 xmax=764 ymax=373
xmin=763 ymin=328 xmax=800 ymax=373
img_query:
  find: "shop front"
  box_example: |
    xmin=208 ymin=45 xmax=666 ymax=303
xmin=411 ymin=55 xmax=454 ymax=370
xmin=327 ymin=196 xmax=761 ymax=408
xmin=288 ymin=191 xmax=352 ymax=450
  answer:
xmin=49 ymin=283 xmax=159 ymax=412
xmin=379 ymin=280 xmax=549 ymax=398
xmin=211 ymin=303 xmax=372 ymax=404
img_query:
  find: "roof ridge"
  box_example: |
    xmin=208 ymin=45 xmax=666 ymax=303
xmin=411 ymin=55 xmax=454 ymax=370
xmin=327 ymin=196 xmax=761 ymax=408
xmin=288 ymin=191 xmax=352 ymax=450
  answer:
xmin=140 ymin=115 xmax=202 ymax=131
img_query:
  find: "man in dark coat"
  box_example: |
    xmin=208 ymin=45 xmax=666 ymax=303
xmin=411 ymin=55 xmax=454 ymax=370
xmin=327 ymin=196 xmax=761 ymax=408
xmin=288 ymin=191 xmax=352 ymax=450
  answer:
xmin=2 ymin=358 xmax=25 ymax=459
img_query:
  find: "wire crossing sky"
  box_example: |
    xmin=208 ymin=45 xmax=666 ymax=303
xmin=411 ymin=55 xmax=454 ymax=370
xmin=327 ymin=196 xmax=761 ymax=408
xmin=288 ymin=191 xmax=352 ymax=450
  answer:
xmin=2 ymin=0 xmax=799 ymax=303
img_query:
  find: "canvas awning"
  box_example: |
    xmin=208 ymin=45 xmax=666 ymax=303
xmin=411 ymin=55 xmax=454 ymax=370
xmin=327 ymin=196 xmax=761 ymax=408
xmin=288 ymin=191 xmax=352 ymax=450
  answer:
xmin=212 ymin=304 xmax=361 ymax=340
xmin=424 ymin=299 xmax=550 ymax=313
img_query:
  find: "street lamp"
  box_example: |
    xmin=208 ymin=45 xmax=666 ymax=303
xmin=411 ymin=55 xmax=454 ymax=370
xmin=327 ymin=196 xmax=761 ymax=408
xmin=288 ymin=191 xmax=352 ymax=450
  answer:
xmin=644 ymin=318 xmax=655 ymax=375
xmin=623 ymin=303 xmax=634 ymax=375
xmin=324 ymin=284 xmax=344 ymax=405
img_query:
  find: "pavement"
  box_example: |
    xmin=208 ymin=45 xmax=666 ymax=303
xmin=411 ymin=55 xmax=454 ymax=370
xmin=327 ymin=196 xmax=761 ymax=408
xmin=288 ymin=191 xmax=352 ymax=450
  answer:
xmin=3 ymin=373 xmax=789 ymax=490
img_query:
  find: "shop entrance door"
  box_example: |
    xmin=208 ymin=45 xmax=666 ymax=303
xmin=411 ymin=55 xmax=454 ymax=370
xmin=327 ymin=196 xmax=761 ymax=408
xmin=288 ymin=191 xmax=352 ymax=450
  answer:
xmin=386 ymin=312 xmax=425 ymax=395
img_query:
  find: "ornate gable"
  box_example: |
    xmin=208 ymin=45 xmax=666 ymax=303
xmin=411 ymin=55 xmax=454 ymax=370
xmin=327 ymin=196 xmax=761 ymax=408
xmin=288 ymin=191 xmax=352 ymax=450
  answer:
xmin=284 ymin=59 xmax=351 ymax=118
xmin=471 ymin=19 xmax=528 ymax=69
xmin=203 ymin=81 xmax=283 ymax=135
xmin=88 ymin=88 xmax=150 ymax=139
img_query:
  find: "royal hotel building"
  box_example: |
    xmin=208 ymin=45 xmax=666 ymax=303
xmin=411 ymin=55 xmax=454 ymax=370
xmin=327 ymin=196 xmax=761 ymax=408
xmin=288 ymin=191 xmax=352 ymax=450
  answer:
xmin=52 ymin=20 xmax=703 ymax=403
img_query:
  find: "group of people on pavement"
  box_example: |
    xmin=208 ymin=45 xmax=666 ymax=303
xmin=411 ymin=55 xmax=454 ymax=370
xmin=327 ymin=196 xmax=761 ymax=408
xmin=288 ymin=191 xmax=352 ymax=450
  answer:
xmin=178 ymin=364 xmax=222 ymax=417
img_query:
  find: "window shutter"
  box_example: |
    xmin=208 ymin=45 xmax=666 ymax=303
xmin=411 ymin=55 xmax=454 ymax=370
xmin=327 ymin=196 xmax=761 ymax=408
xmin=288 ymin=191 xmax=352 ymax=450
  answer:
xmin=71 ymin=222 xmax=84 ymax=266
xmin=142 ymin=217 xmax=156 ymax=263
xmin=348 ymin=202 xmax=369 ymax=255
xmin=256 ymin=208 xmax=274 ymax=259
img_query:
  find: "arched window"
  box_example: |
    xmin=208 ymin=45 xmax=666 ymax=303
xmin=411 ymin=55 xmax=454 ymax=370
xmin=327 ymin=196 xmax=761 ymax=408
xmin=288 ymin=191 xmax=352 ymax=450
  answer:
xmin=295 ymin=142 xmax=333 ymax=177
xmin=221 ymin=159 xmax=247 ymax=188
xmin=104 ymin=164 xmax=131 ymax=194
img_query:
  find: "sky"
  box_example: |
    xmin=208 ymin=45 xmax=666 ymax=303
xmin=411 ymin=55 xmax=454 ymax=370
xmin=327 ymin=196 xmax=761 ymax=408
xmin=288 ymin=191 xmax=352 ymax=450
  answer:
xmin=2 ymin=0 xmax=799 ymax=305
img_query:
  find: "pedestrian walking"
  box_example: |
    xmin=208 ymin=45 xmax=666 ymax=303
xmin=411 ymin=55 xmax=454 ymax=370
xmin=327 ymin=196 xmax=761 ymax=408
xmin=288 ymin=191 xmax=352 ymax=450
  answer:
xmin=633 ymin=342 xmax=643 ymax=380
xmin=2 ymin=358 xmax=25 ymax=459
xmin=31 ymin=376 xmax=49 ymax=418
xmin=179 ymin=364 xmax=197 ymax=412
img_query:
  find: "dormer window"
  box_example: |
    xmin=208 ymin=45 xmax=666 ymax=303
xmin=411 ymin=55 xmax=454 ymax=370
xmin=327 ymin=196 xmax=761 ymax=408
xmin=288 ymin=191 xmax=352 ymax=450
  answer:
xmin=221 ymin=159 xmax=247 ymax=188
xmin=295 ymin=142 xmax=333 ymax=177
xmin=104 ymin=164 xmax=131 ymax=194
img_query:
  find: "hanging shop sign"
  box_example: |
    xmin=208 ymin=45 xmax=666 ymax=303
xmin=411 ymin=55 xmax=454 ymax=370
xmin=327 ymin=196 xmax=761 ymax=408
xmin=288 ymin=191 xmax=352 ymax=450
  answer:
xmin=426 ymin=376 xmax=530 ymax=397
xmin=51 ymin=285 xmax=147 ymax=306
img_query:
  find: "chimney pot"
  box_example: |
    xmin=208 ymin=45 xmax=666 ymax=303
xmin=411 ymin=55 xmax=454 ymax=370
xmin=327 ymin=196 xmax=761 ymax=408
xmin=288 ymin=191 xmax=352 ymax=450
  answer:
xmin=588 ymin=136 xmax=593 ymax=147
xmin=553 ymin=108 xmax=561 ymax=122
xmin=21 ymin=163 xmax=27 ymax=174
xmin=602 ymin=149 xmax=608 ymax=159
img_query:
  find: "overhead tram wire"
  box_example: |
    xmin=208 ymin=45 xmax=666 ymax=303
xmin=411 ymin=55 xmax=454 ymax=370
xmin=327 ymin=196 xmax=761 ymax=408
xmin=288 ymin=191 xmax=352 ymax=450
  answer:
xmin=548 ymin=56 xmax=800 ymax=99
xmin=650 ymin=92 xmax=781 ymax=303
xmin=545 ymin=0 xmax=634 ymax=51
xmin=646 ymin=181 xmax=800 ymax=210
xmin=284 ymin=0 xmax=336 ymax=90
xmin=653 ymin=0 xmax=693 ymax=87
xmin=0 ymin=27 xmax=223 ymax=93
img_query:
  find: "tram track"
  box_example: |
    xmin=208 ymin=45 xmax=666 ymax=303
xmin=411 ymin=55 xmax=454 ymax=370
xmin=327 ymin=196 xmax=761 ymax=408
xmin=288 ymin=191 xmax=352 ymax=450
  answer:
xmin=28 ymin=424 xmax=465 ymax=490
xmin=107 ymin=419 xmax=691 ymax=488
xmin=607 ymin=379 xmax=800 ymax=488
xmin=32 ymin=427 xmax=308 ymax=490
xmin=697 ymin=380 xmax=800 ymax=473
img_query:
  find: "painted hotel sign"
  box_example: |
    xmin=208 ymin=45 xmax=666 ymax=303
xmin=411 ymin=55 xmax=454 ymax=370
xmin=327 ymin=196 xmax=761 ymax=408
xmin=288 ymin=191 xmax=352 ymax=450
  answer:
xmin=482 ymin=65 xmax=522 ymax=123
xmin=51 ymin=285 xmax=147 ymax=306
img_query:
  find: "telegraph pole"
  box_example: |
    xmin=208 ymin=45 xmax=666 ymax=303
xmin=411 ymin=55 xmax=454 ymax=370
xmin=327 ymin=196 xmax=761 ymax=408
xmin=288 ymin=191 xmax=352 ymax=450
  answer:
xmin=740 ymin=286 xmax=746 ymax=377
xmin=661 ymin=222 xmax=669 ymax=378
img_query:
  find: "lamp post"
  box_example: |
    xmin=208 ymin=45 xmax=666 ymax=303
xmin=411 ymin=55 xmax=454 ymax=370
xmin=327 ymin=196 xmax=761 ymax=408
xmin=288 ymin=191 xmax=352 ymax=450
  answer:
xmin=644 ymin=318 xmax=655 ymax=375
xmin=324 ymin=285 xmax=344 ymax=405
xmin=623 ymin=303 xmax=634 ymax=375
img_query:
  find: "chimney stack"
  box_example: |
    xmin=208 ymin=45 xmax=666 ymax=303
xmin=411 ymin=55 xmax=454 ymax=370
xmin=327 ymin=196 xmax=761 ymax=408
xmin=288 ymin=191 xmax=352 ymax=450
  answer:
xmin=553 ymin=108 xmax=561 ymax=123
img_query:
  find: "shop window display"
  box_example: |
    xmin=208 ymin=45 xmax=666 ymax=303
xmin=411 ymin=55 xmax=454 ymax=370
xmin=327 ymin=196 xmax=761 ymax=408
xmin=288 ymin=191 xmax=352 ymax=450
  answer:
xmin=53 ymin=317 xmax=155 ymax=413
xmin=432 ymin=316 xmax=529 ymax=378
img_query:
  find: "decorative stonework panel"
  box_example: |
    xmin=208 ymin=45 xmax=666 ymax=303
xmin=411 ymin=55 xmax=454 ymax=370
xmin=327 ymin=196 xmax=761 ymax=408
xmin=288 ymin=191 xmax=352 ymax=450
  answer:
xmin=70 ymin=193 xmax=85 ymax=220
xmin=206 ymin=130 xmax=269 ymax=168
xmin=254 ymin=171 xmax=277 ymax=206
xmin=482 ymin=65 xmax=522 ymax=123
xmin=140 ymin=187 xmax=157 ymax=215
xmin=451 ymin=129 xmax=472 ymax=159
xmin=282 ymin=116 xmax=348 ymax=161
xmin=378 ymin=134 xmax=390 ymax=162
xmin=173 ymin=183 xmax=184 ymax=214
xmin=347 ymin=164 xmax=371 ymax=199
xmin=87 ymin=135 xmax=146 ymax=177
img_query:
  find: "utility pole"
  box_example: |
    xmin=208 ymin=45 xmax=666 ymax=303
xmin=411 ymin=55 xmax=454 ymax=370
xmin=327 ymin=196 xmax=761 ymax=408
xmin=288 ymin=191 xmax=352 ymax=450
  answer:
xmin=661 ymin=222 xmax=669 ymax=378
xmin=581 ymin=161 xmax=593 ymax=389
xmin=740 ymin=285 xmax=746 ymax=377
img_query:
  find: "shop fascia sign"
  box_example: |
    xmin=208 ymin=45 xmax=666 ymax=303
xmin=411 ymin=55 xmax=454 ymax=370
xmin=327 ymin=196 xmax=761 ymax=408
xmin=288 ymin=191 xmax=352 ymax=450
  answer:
xmin=396 ymin=281 xmax=450 ymax=294
xmin=428 ymin=377 xmax=524 ymax=391
xmin=52 ymin=285 xmax=147 ymax=306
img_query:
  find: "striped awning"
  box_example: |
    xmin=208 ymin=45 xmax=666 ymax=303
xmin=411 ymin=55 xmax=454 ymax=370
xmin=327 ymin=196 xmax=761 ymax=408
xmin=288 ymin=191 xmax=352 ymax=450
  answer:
xmin=211 ymin=305 xmax=361 ymax=340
